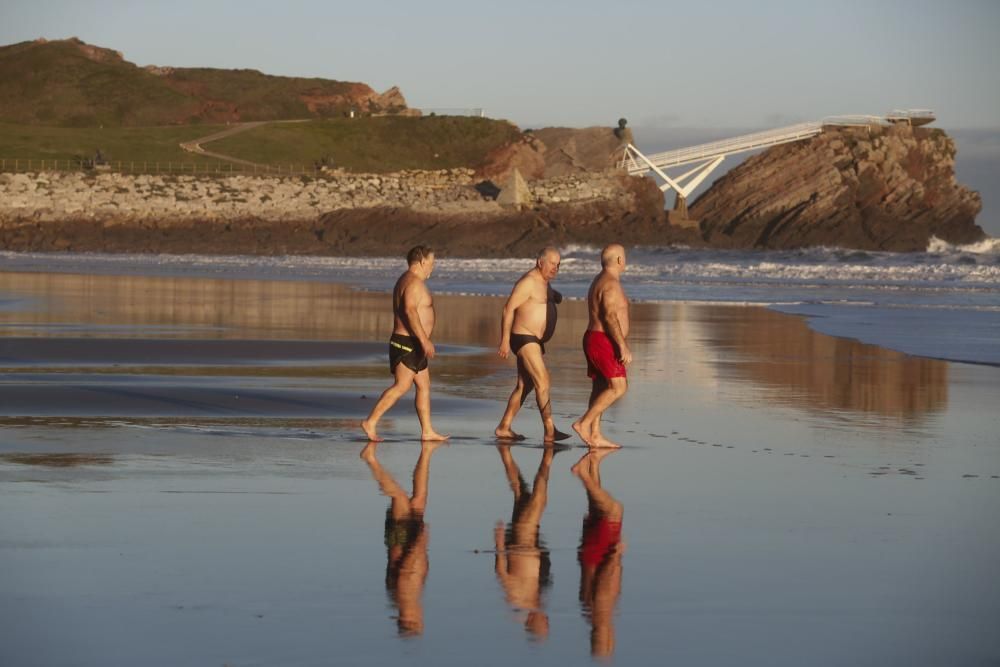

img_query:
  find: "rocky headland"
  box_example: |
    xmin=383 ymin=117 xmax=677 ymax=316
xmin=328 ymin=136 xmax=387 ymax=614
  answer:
xmin=692 ymin=124 xmax=984 ymax=251
xmin=0 ymin=124 xmax=985 ymax=257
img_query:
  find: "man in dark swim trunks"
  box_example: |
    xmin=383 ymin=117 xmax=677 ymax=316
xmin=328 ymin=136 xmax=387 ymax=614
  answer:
xmin=496 ymin=247 xmax=570 ymax=443
xmin=361 ymin=245 xmax=449 ymax=442
xmin=572 ymin=244 xmax=632 ymax=448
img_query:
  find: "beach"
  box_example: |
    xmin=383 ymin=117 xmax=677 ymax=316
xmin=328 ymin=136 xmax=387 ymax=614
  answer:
xmin=1 ymin=261 xmax=999 ymax=666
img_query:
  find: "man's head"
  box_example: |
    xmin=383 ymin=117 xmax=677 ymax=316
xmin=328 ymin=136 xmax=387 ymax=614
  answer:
xmin=600 ymin=244 xmax=626 ymax=271
xmin=536 ymin=246 xmax=561 ymax=282
xmin=406 ymin=245 xmax=435 ymax=278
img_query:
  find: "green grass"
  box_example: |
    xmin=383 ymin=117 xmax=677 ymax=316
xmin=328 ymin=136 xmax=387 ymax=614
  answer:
xmin=0 ymin=38 xmax=398 ymax=126
xmin=0 ymin=116 xmax=523 ymax=173
xmin=209 ymin=116 xmax=522 ymax=172
xmin=0 ymin=122 xmax=225 ymax=163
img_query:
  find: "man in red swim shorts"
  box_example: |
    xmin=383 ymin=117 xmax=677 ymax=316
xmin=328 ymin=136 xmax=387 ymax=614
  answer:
xmin=572 ymin=244 xmax=632 ymax=448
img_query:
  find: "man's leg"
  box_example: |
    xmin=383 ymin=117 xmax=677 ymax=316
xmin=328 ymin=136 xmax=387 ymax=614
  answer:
xmin=518 ymin=343 xmax=570 ymax=443
xmin=495 ymin=357 xmax=534 ymax=440
xmin=587 ymin=377 xmax=607 ymax=444
xmin=413 ymin=367 xmax=449 ymax=441
xmin=362 ymin=363 xmax=416 ymax=441
xmin=573 ymin=377 xmax=627 ymax=448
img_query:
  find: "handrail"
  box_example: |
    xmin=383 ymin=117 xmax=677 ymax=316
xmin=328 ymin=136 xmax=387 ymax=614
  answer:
xmin=623 ymin=111 xmax=935 ymax=175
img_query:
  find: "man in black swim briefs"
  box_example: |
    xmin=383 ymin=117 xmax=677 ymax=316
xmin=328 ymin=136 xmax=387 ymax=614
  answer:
xmin=496 ymin=247 xmax=570 ymax=443
xmin=362 ymin=246 xmax=449 ymax=442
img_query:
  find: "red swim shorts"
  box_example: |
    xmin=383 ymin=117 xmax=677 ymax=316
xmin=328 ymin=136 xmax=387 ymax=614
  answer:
xmin=579 ymin=515 xmax=623 ymax=568
xmin=583 ymin=330 xmax=627 ymax=381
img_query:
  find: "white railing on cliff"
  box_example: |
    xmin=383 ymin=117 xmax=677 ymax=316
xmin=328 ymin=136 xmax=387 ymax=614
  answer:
xmin=620 ymin=110 xmax=935 ymax=199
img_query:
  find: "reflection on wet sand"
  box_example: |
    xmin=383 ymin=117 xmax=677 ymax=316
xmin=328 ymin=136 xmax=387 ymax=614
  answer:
xmin=493 ymin=445 xmax=559 ymax=640
xmin=0 ymin=271 xmax=517 ymax=344
xmin=0 ymin=453 xmax=114 ymax=467
xmin=361 ymin=441 xmax=441 ymax=637
xmin=697 ymin=306 xmax=948 ymax=421
xmin=0 ymin=270 xmax=950 ymax=422
xmin=572 ymin=450 xmax=624 ymax=659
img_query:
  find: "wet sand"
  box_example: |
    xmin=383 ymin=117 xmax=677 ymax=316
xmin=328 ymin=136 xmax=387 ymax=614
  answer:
xmin=1 ymin=269 xmax=998 ymax=666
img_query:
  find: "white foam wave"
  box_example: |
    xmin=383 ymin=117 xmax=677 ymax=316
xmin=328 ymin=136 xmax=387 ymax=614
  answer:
xmin=927 ymin=235 xmax=1000 ymax=255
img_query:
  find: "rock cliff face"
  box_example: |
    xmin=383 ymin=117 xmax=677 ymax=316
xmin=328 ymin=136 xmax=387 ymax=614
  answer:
xmin=691 ymin=125 xmax=984 ymax=251
xmin=477 ymin=126 xmax=630 ymax=185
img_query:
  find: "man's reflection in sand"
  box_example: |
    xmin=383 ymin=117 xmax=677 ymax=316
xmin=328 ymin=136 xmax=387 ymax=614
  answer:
xmin=572 ymin=450 xmax=624 ymax=659
xmin=494 ymin=444 xmax=559 ymax=640
xmin=361 ymin=441 xmax=443 ymax=637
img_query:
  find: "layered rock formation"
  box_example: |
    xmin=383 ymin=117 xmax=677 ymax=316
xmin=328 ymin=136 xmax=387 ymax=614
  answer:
xmin=477 ymin=126 xmax=630 ymax=184
xmin=691 ymin=125 xmax=984 ymax=250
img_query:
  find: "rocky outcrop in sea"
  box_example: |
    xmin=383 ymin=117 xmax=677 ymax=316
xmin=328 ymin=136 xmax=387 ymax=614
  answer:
xmin=690 ymin=124 xmax=984 ymax=251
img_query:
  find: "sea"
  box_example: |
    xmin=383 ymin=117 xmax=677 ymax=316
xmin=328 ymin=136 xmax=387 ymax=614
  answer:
xmin=3 ymin=236 xmax=998 ymax=366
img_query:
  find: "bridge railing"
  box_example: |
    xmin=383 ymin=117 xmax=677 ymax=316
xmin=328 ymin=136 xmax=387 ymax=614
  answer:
xmin=625 ymin=121 xmax=824 ymax=173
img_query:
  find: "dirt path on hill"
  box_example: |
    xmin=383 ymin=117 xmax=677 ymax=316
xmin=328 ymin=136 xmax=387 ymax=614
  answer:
xmin=179 ymin=120 xmax=310 ymax=167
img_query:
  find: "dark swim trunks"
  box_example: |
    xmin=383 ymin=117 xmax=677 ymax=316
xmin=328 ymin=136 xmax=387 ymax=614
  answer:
xmin=583 ymin=330 xmax=626 ymax=380
xmin=389 ymin=333 xmax=428 ymax=374
xmin=510 ymin=333 xmax=545 ymax=356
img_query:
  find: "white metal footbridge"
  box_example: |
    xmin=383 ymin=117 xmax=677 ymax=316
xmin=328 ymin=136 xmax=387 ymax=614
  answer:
xmin=620 ymin=110 xmax=934 ymax=206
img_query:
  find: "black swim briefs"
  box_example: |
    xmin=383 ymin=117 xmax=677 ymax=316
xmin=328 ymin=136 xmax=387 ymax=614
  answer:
xmin=389 ymin=333 xmax=428 ymax=374
xmin=510 ymin=332 xmax=544 ymax=356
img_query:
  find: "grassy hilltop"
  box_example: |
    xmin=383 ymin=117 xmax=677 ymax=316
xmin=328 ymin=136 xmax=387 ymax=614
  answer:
xmin=0 ymin=38 xmax=400 ymax=127
xmin=0 ymin=38 xmax=523 ymax=172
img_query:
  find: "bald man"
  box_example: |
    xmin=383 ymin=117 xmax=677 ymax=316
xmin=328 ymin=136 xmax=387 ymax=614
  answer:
xmin=572 ymin=244 xmax=632 ymax=448
xmin=496 ymin=247 xmax=570 ymax=443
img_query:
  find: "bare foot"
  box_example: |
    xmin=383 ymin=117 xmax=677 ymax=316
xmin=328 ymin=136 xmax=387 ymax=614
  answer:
xmin=421 ymin=430 xmax=450 ymax=442
xmin=572 ymin=420 xmax=593 ymax=446
xmin=361 ymin=419 xmax=382 ymax=442
xmin=360 ymin=441 xmax=378 ymax=462
xmin=589 ymin=433 xmax=622 ymax=449
xmin=495 ymin=427 xmax=525 ymax=441
xmin=543 ymin=428 xmax=572 ymax=443
xmin=571 ymin=452 xmax=592 ymax=476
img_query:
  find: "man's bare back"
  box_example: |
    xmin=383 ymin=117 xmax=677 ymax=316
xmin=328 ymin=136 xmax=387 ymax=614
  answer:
xmin=587 ymin=272 xmax=630 ymax=344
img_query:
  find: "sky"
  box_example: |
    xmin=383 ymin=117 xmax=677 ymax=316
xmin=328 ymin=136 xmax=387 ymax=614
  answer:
xmin=2 ymin=0 xmax=999 ymax=130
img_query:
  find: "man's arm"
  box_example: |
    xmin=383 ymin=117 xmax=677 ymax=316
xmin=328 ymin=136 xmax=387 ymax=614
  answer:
xmin=498 ymin=280 xmax=531 ymax=358
xmin=548 ymin=285 xmax=563 ymax=304
xmin=600 ymin=284 xmax=632 ymax=365
xmin=402 ymin=282 xmax=436 ymax=359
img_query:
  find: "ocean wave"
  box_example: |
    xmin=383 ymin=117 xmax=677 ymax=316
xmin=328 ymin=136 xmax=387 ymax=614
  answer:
xmin=926 ymin=235 xmax=1000 ymax=255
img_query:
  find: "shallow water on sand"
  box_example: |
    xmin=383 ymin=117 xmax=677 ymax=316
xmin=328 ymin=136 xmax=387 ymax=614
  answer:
xmin=1 ymin=270 xmax=998 ymax=666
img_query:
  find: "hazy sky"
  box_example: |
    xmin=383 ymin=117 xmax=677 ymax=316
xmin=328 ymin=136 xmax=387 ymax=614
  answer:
xmin=2 ymin=0 xmax=998 ymax=129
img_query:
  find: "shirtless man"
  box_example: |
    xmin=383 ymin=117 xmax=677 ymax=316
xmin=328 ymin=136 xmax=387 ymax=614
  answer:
xmin=572 ymin=244 xmax=632 ymax=448
xmin=496 ymin=247 xmax=569 ymax=443
xmin=361 ymin=245 xmax=449 ymax=442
